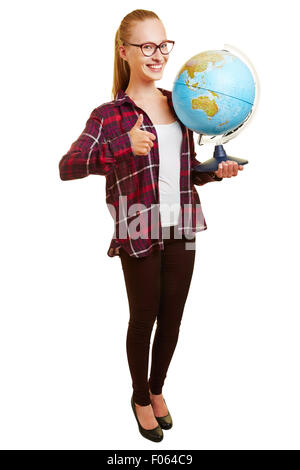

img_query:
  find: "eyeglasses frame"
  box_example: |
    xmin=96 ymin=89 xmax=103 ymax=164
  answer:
xmin=122 ymin=40 xmax=175 ymax=57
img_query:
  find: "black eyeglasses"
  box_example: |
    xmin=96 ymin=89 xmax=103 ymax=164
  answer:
xmin=122 ymin=40 xmax=175 ymax=57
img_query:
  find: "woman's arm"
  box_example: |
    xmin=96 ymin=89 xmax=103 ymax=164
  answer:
xmin=59 ymin=108 xmax=134 ymax=181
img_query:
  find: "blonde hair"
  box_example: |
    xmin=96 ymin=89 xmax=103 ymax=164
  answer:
xmin=112 ymin=9 xmax=161 ymax=101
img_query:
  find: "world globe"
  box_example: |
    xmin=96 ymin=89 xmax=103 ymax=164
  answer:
xmin=172 ymin=49 xmax=256 ymax=136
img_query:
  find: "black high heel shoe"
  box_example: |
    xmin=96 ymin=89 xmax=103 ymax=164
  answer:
xmin=131 ymin=394 xmax=163 ymax=442
xmin=153 ymin=397 xmax=173 ymax=430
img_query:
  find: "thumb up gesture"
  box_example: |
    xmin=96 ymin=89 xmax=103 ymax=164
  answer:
xmin=129 ymin=114 xmax=156 ymax=156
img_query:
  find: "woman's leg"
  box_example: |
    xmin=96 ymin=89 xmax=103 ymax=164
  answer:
xmin=120 ymin=247 xmax=161 ymax=406
xmin=148 ymin=226 xmax=196 ymax=395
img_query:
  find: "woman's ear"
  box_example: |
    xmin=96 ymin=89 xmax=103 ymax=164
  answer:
xmin=119 ymin=45 xmax=126 ymax=61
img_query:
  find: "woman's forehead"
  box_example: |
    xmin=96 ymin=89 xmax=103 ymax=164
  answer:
xmin=130 ymin=19 xmax=166 ymax=43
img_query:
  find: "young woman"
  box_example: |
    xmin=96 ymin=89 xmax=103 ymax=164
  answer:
xmin=59 ymin=9 xmax=243 ymax=442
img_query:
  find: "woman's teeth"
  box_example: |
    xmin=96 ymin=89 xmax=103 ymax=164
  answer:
xmin=146 ymin=64 xmax=163 ymax=72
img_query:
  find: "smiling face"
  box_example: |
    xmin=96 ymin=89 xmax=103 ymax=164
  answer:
xmin=119 ymin=18 xmax=170 ymax=83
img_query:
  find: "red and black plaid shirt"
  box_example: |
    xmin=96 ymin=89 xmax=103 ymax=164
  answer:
xmin=59 ymin=87 xmax=222 ymax=258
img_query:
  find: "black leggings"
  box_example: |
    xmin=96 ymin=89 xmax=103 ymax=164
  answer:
xmin=119 ymin=224 xmax=196 ymax=406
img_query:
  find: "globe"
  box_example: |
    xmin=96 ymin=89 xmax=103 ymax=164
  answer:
xmin=172 ymin=50 xmax=256 ymax=136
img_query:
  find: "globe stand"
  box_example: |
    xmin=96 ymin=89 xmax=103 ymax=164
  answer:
xmin=184 ymin=43 xmax=260 ymax=175
xmin=193 ymin=144 xmax=248 ymax=173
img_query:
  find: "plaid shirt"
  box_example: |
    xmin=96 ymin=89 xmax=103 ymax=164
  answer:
xmin=59 ymin=87 xmax=222 ymax=258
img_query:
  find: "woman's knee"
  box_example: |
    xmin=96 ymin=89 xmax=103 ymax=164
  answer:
xmin=127 ymin=316 xmax=156 ymax=340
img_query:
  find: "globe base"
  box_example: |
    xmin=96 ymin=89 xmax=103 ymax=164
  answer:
xmin=193 ymin=144 xmax=249 ymax=172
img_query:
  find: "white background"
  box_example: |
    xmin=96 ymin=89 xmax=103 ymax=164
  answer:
xmin=1 ymin=0 xmax=299 ymax=450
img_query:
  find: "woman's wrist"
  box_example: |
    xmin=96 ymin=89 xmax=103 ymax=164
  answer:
xmin=210 ymin=171 xmax=223 ymax=181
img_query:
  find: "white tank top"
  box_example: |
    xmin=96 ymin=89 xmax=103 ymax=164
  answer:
xmin=154 ymin=121 xmax=182 ymax=227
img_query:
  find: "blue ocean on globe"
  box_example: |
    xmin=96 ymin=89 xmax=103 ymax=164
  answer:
xmin=172 ymin=50 xmax=256 ymax=135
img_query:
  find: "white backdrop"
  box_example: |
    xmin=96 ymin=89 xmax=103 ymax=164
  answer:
xmin=1 ymin=0 xmax=299 ymax=450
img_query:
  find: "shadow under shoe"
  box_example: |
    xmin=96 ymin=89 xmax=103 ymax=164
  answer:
xmin=131 ymin=394 xmax=164 ymax=442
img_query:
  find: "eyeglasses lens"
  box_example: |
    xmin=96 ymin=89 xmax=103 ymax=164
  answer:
xmin=142 ymin=42 xmax=173 ymax=56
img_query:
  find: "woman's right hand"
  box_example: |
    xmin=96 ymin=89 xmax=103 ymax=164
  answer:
xmin=129 ymin=114 xmax=156 ymax=156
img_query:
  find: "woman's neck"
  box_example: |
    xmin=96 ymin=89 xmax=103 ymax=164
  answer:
xmin=125 ymin=85 xmax=164 ymax=102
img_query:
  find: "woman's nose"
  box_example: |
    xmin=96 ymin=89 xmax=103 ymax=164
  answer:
xmin=152 ymin=48 xmax=165 ymax=60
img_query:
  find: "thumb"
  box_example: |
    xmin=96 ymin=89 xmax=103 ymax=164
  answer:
xmin=134 ymin=113 xmax=143 ymax=128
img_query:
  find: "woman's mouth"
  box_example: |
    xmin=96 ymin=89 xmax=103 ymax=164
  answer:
xmin=146 ymin=64 xmax=163 ymax=72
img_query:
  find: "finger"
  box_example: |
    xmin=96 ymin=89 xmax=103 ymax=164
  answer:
xmin=146 ymin=131 xmax=157 ymax=140
xmin=216 ymin=162 xmax=223 ymax=177
xmin=227 ymin=161 xmax=234 ymax=177
xmin=232 ymin=162 xmax=239 ymax=176
xmin=143 ymin=138 xmax=154 ymax=149
xmin=239 ymin=165 xmax=244 ymax=170
xmin=147 ymin=137 xmax=155 ymax=147
xmin=139 ymin=145 xmax=149 ymax=156
xmin=222 ymin=161 xmax=229 ymax=177
xmin=134 ymin=114 xmax=144 ymax=129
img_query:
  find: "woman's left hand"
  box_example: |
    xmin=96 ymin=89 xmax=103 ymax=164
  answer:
xmin=215 ymin=160 xmax=244 ymax=178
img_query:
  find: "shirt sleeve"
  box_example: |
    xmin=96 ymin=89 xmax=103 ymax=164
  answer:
xmin=59 ymin=108 xmax=134 ymax=181
xmin=189 ymin=130 xmax=223 ymax=185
